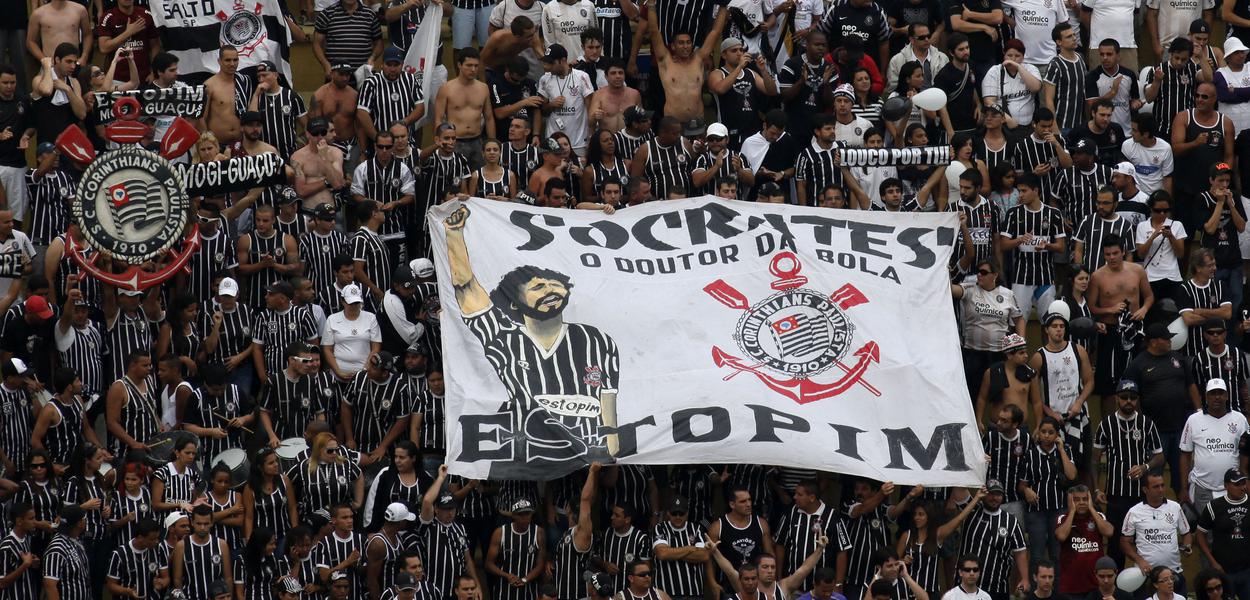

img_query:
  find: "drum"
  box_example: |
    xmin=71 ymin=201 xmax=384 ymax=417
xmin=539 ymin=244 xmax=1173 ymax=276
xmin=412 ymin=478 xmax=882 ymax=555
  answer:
xmin=140 ymin=430 xmax=197 ymax=469
xmin=275 ymin=438 xmax=308 ymax=472
xmin=210 ymin=448 xmax=249 ymax=489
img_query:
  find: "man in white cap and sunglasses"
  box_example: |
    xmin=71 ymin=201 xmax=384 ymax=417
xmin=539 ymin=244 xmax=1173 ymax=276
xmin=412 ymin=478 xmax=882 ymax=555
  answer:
xmin=691 ymin=122 xmax=754 ymax=197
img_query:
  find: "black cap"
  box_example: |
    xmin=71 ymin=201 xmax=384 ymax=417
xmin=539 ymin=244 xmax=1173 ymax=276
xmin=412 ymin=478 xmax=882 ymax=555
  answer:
xmin=985 ymin=479 xmax=1005 ymax=493
xmin=278 ymin=186 xmax=300 ymax=204
xmin=1203 ymin=317 xmax=1228 ymax=332
xmin=313 ymin=203 xmax=337 ymax=219
xmin=393 ymin=266 xmax=417 ymax=289
xmin=983 ymin=103 xmax=1005 ymax=115
xmin=257 ymin=60 xmax=278 ymax=73
xmin=542 ymin=44 xmax=569 ymax=63
xmin=371 ymin=351 xmax=397 ymax=373
xmin=307 ymin=117 xmax=330 ymax=136
xmin=241 ymin=111 xmax=264 ymax=125
xmin=667 ymin=495 xmax=690 ymax=513
xmin=435 ymin=493 xmax=457 ymax=508
xmin=1190 ymin=18 xmax=1211 ymax=34
xmin=331 ymin=63 xmax=355 ymax=72
xmin=1116 ymin=379 xmax=1140 ymax=396
xmin=585 ymin=571 xmax=614 ymax=597
xmin=1144 ymin=322 xmax=1175 ymax=340
xmin=683 ymin=118 xmax=706 ymax=137
xmin=1070 ymin=137 xmax=1096 ymax=155
xmin=1226 ymin=468 xmax=1248 ymax=484
xmin=758 ymin=181 xmax=783 ymax=197
xmin=266 ymin=281 xmax=295 ymax=298
xmin=624 ymin=106 xmax=654 ymax=124
xmin=395 ymin=572 xmax=418 ymax=590
xmin=540 ymin=137 xmax=562 ymax=154
xmin=1 ymin=358 xmax=30 ymax=378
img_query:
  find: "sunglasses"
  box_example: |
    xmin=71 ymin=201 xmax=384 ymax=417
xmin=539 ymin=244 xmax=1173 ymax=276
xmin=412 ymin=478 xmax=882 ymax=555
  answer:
xmin=376 ymin=144 xmax=393 ymax=149
xmin=1197 ymin=93 xmax=1213 ymax=99
xmin=913 ymin=34 xmax=930 ymax=40
xmin=977 ymin=269 xmax=994 ymax=276
xmin=30 ymin=463 xmax=47 ymax=469
xmin=291 ymin=356 xmax=314 ymax=364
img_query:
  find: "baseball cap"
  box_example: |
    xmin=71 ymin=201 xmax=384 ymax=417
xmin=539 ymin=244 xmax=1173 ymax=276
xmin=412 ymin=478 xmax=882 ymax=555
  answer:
xmin=511 ymin=498 xmax=536 ymax=513
xmin=757 ymin=181 xmax=783 ymax=197
xmin=833 ymin=83 xmax=855 ymax=99
xmin=307 ymin=117 xmax=330 ymax=136
xmin=2 ymin=357 xmax=30 ymax=378
xmin=1203 ymin=317 xmax=1227 ymax=332
xmin=585 ymin=571 xmax=614 ymax=597
xmin=411 ymin=258 xmax=435 ymax=278
xmin=985 ymin=479 xmax=1005 ymax=493
xmin=256 ymin=60 xmax=278 ymax=73
xmin=983 ymin=103 xmax=1005 ymax=115
xmin=332 ymin=63 xmax=356 ymax=72
xmin=683 ymin=118 xmax=706 ymax=138
xmin=395 ymin=572 xmax=418 ymax=591
xmin=313 ymin=203 xmax=337 ymax=220
xmin=164 ymin=511 xmax=188 ymax=529
xmin=1227 ymin=36 xmax=1250 ymax=56
xmin=371 ymin=351 xmax=397 ymax=373
xmin=218 ymin=277 xmax=239 ymax=297
xmin=1001 ymin=332 xmax=1027 ymax=352
xmin=720 ymin=37 xmax=743 ymax=52
xmin=36 ymin=142 xmax=55 ymax=156
xmin=278 ymin=186 xmax=300 ymax=205
xmin=384 ymin=46 xmax=405 ymax=64
xmin=1116 ymin=379 xmax=1140 ymax=396
xmin=25 ymin=295 xmax=53 ymax=320
xmin=542 ymin=44 xmax=569 ymax=63
xmin=1208 ymin=378 xmax=1229 ymax=392
xmin=539 ymin=137 xmax=562 ymax=154
xmin=1226 ymin=468 xmax=1249 ymax=484
xmin=623 ymin=106 xmax=654 ymax=124
xmin=1042 ymin=311 xmax=1067 ymax=326
xmin=266 ymin=281 xmax=295 ymax=298
xmin=406 ymin=342 xmax=428 ymax=356
xmin=329 ymin=571 xmax=349 ymax=583
xmin=706 ymin=123 xmax=730 ymax=139
xmin=1190 ymin=18 xmax=1211 ymax=34
xmin=668 ymin=495 xmax=690 ymax=513
xmin=1144 ymin=322 xmax=1175 ymax=340
xmin=1212 ymin=162 xmax=1234 ymax=178
xmin=1112 ymin=161 xmax=1136 ymax=177
xmin=393 ymin=266 xmax=417 ymax=289
xmin=340 ymin=283 xmax=364 ymax=304
xmin=1070 ymin=138 xmax=1096 ymax=155
xmin=277 ymin=576 xmax=303 ymax=595
xmin=241 ymin=110 xmax=264 ymax=125
xmin=435 ymin=493 xmax=457 ymax=509
xmin=385 ymin=502 xmax=417 ymax=522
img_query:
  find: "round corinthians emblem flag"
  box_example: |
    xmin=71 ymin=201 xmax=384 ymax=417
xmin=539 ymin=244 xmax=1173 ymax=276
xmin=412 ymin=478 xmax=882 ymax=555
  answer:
xmin=72 ymin=146 xmax=190 ymax=265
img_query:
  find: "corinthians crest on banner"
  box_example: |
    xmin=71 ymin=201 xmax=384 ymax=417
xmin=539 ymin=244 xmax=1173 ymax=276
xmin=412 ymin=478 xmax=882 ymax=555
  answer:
xmin=428 ymin=197 xmax=986 ymax=485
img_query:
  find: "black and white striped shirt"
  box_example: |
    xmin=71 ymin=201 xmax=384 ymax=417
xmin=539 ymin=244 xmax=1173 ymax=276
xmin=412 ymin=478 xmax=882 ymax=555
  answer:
xmin=1011 ymin=135 xmax=1064 ymax=203
xmin=275 ymin=213 xmax=308 ymax=240
xmin=600 ymin=526 xmax=652 ymax=591
xmin=42 ymin=397 xmax=84 ymax=465
xmin=191 ymin=383 xmax=247 ymax=460
xmin=112 ymin=375 xmax=160 ymax=458
xmin=358 ymin=71 xmax=423 ymax=136
xmin=350 ymin=227 xmax=393 ymax=310
xmin=299 ymin=229 xmax=350 ymax=312
xmin=414 ymin=389 xmax=445 ymax=453
xmin=179 ymin=535 xmax=226 ymax=600
xmin=108 ymin=538 xmax=161 ymax=600
xmin=1177 ymin=279 xmax=1229 ymax=356
xmin=774 ymin=502 xmax=847 ymax=590
xmin=953 ymin=198 xmax=1001 ymax=274
xmin=1074 ymin=214 xmax=1134 ymax=272
xmin=652 ymin=521 xmax=705 ymax=596
xmin=43 ymin=533 xmax=91 ymax=600
xmin=842 ymin=501 xmax=892 ymax=588
xmin=1002 ymin=203 xmax=1066 ymax=286
xmin=1147 ymin=60 xmax=1199 ymax=140
xmin=1043 ymin=53 xmax=1088 ymax=130
xmin=252 ymin=305 xmax=319 ymax=375
xmin=1194 ymin=345 xmax=1249 ymax=412
xmin=247 ymin=477 xmax=294 ymax=540
xmin=593 ymin=0 xmax=632 ymax=58
xmin=262 ymin=369 xmax=334 ymax=440
xmin=344 ymin=370 xmax=408 ymax=453
xmin=209 ymin=491 xmax=242 ymax=554
xmin=109 ymin=488 xmax=153 ymax=544
xmin=16 ymin=479 xmax=60 ymax=539
xmin=243 ymin=229 xmax=289 ymax=309
xmin=290 ymin=457 xmax=362 ymax=517
xmin=603 ymin=465 xmax=654 ymax=518
xmin=0 ymin=530 xmax=39 ymax=600
xmin=475 ymin=167 xmax=513 ymax=199
xmin=1094 ymin=411 xmax=1163 ymax=497
xmin=984 ymin=429 xmax=1032 ymax=503
xmin=25 ymin=167 xmax=73 ymax=247
xmin=314 ymin=2 xmax=382 ymax=69
xmin=313 ymin=531 xmax=366 ymax=596
xmin=352 ymin=157 xmax=416 ymax=241
xmin=255 ymin=89 xmax=308 ymax=159
xmin=417 ymin=152 xmax=472 ymax=218
xmin=652 ymin=0 xmax=713 ymax=44
xmin=668 ymin=465 xmax=716 ymax=528
xmin=105 ymin=309 xmax=155 ymax=384
xmin=419 ymin=518 xmax=471 ymax=598
xmin=0 ymin=383 xmax=32 ymax=469
xmin=552 ymin=524 xmax=594 ymax=600
xmin=1056 ymin=164 xmax=1113 ymax=227
xmin=503 ymin=143 xmax=541 ymax=194
xmin=198 ymin=300 xmax=253 ymax=364
xmin=957 ymin=508 xmax=1026 ymax=594
xmin=641 ymin=139 xmax=691 ymax=200
xmin=188 ymin=227 xmax=238 ymax=302
xmin=613 ymin=131 xmax=653 ymax=165
xmin=62 ymin=476 xmax=106 ymax=541
xmin=795 ymin=141 xmax=845 ymax=205
xmin=495 ymin=524 xmax=542 ymax=600
xmin=52 ymin=233 xmax=100 ymax=308
xmin=154 ymin=462 xmax=201 ymax=517
xmin=57 ymin=321 xmax=104 ymax=397
xmin=1020 ymin=443 xmax=1068 ymax=511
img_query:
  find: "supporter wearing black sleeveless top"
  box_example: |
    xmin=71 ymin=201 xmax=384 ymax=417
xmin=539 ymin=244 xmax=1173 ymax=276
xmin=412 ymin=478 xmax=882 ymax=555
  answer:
xmin=709 ymin=487 xmax=773 ymax=570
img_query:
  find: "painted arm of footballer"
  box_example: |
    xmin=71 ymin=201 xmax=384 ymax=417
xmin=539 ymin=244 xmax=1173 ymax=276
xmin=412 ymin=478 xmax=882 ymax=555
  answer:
xmin=443 ymin=205 xmax=491 ymax=315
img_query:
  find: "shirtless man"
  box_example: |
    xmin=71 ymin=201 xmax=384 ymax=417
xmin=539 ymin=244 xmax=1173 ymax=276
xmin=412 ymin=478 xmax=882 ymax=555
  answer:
xmin=1088 ymin=233 xmax=1154 ymax=409
xmin=311 ymin=64 xmax=359 ymax=154
xmin=481 ymin=16 xmax=544 ymax=72
xmin=645 ymin=2 xmax=727 ymax=122
xmin=975 ymin=333 xmax=1032 ymax=434
xmin=290 ymin=118 xmax=345 ymax=211
xmin=203 ymin=47 xmax=244 ymax=146
xmin=587 ymin=61 xmax=640 ymax=132
xmin=434 ymin=47 xmax=495 ymax=167
xmin=27 ymin=0 xmax=92 ymax=65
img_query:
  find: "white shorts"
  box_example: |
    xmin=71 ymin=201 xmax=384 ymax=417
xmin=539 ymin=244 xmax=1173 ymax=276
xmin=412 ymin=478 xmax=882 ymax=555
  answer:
xmin=1012 ymin=283 xmax=1057 ymax=321
xmin=0 ymin=165 xmax=27 ymax=222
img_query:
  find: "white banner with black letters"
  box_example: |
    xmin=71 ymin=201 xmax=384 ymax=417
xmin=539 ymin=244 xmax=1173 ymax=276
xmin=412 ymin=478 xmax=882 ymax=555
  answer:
xmin=428 ymin=197 xmax=985 ymax=485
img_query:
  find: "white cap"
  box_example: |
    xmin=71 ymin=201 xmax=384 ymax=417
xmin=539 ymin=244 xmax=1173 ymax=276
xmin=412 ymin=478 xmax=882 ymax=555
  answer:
xmin=410 ymin=258 xmax=435 ymax=278
xmin=1112 ymin=161 xmax=1136 ymax=178
xmin=340 ymin=283 xmax=363 ymax=304
xmin=217 ymin=277 xmax=239 ymax=297
xmin=164 ymin=511 xmax=188 ymax=529
xmin=1227 ymin=36 xmax=1249 ymax=56
xmin=385 ymin=502 xmax=416 ymax=522
xmin=1208 ymin=378 xmax=1229 ymax=392
xmin=707 ymin=123 xmax=730 ymax=138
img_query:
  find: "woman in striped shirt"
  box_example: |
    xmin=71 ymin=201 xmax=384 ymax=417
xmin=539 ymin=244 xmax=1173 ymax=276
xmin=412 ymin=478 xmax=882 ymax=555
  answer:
xmin=242 ymin=448 xmax=298 ymax=542
xmin=895 ymin=501 xmax=944 ymax=600
xmin=152 ymin=437 xmax=201 ymax=517
xmin=108 ymin=462 xmax=153 ymax=545
xmin=207 ymin=463 xmax=245 ymax=556
xmin=242 ymin=527 xmax=282 ymax=600
xmin=14 ymin=449 xmax=58 ymax=554
xmin=155 ymin=294 xmax=206 ymax=377
xmin=851 ymin=67 xmax=884 ymax=130
xmin=582 ymin=129 xmax=629 ymax=202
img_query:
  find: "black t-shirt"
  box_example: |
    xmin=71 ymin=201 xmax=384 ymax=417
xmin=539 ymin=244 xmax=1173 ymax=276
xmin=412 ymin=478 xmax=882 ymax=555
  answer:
xmin=1067 ymin=122 xmax=1126 ymax=165
xmin=1197 ymin=494 xmax=1250 ymax=571
xmin=946 ymin=0 xmax=1001 ymax=60
xmin=0 ymin=95 xmax=30 ymax=167
xmin=0 ymin=312 xmax=53 ymax=381
xmin=934 ymin=62 xmax=978 ymax=131
xmin=1198 ymin=191 xmax=1247 ymax=269
xmin=487 ymin=71 xmax=538 ymax=143
xmin=1123 ymin=351 xmax=1195 ymax=432
xmin=885 ymin=0 xmax=944 ymax=53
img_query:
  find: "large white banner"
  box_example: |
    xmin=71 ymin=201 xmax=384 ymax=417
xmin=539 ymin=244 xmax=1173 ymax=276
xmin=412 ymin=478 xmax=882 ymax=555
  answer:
xmin=428 ymin=198 xmax=985 ymax=486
